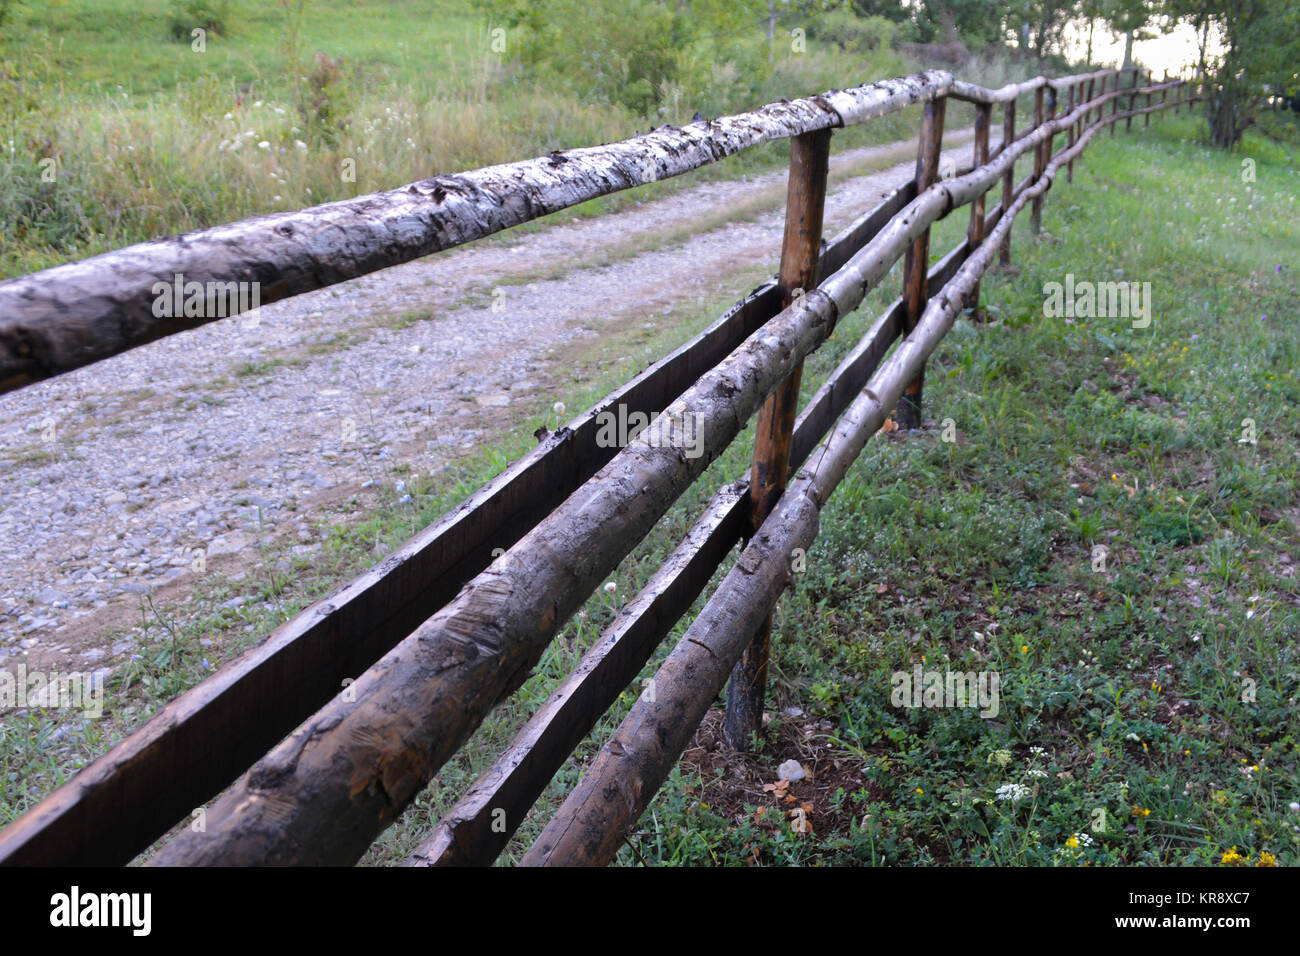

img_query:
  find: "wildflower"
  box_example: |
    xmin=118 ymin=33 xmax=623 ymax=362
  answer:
xmin=1026 ymin=768 xmax=1048 ymax=778
xmin=987 ymin=749 xmax=1012 ymax=768
xmin=1132 ymin=805 xmax=1151 ymax=817
xmin=1220 ymin=846 xmax=1248 ymax=866
xmin=553 ymin=402 xmax=566 ymax=416
xmin=996 ymin=782 xmax=1031 ymax=803
xmin=915 ymin=788 xmax=924 ymax=794
xmin=1256 ymin=851 xmax=1277 ymax=867
xmin=258 ymin=141 xmax=270 ymax=149
xmin=1289 ymin=802 xmax=1299 ymax=812
xmin=603 ymin=581 xmax=616 ymax=594
xmin=1030 ymin=746 xmax=1046 ymax=756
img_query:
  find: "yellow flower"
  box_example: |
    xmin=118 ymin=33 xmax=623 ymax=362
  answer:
xmin=915 ymin=788 xmax=924 ymax=794
xmin=1065 ymin=835 xmax=1080 ymax=848
xmin=1132 ymin=805 xmax=1151 ymax=817
xmin=1220 ymin=846 xmax=1248 ymax=866
xmin=1256 ymin=851 xmax=1277 ymax=868
xmin=1021 ymin=645 xmax=1029 ymax=654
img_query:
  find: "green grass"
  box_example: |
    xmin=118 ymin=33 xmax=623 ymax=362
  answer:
xmin=0 ymin=0 xmax=1042 ymax=278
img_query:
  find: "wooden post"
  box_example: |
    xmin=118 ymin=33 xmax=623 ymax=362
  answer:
xmin=1175 ymin=77 xmax=1181 ymax=115
xmin=1066 ymin=83 xmax=1076 ymax=182
xmin=999 ymin=98 xmax=1014 ymax=267
xmin=722 ymin=127 xmax=831 ymax=750
xmin=1146 ymin=71 xmax=1154 ymax=127
xmin=1126 ymin=68 xmax=1140 ymax=132
xmin=896 ymin=95 xmax=946 ymax=430
xmin=1083 ymin=78 xmax=1095 ymax=136
xmin=1160 ymin=71 xmax=1168 ymax=118
xmin=966 ymin=102 xmax=991 ymax=316
xmin=1112 ymin=69 xmax=1123 ymax=134
xmin=1030 ymin=85 xmax=1046 ymax=234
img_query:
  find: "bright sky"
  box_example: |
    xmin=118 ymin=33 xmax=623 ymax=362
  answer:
xmin=1060 ymin=18 xmax=1225 ymax=76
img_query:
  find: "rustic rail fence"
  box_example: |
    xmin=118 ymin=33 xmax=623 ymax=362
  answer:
xmin=0 ymin=66 xmax=1193 ymax=867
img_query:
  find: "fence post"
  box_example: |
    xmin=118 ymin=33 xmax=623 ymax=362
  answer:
xmin=1083 ymin=77 xmax=1096 ymax=137
xmin=1174 ymin=77 xmax=1181 ymax=115
xmin=966 ymin=101 xmax=991 ymax=316
xmin=1111 ymin=72 xmax=1120 ymax=135
xmin=1030 ymin=85 xmax=1046 ymax=234
xmin=1160 ymin=71 xmax=1168 ymax=118
xmin=1146 ymin=71 xmax=1153 ymax=127
xmin=1126 ymin=68 xmax=1140 ymax=132
xmin=896 ymin=95 xmax=946 ymax=430
xmin=999 ymin=98 xmax=1015 ymax=267
xmin=722 ymin=127 xmax=831 ymax=751
xmin=1066 ymin=83 xmax=1076 ymax=182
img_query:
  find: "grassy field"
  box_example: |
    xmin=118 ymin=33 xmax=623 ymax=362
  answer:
xmin=0 ymin=0 xmax=1054 ymax=278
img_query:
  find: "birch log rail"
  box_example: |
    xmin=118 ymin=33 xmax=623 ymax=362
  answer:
xmin=0 ymin=66 xmax=1193 ymax=867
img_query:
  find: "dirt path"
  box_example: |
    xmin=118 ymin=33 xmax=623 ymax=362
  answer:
xmin=0 ymin=127 xmax=976 ymax=674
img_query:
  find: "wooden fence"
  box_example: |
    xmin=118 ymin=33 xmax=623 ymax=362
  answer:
xmin=0 ymin=66 xmax=1193 ymax=866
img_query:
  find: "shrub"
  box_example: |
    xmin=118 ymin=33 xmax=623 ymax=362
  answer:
xmin=168 ymin=0 xmax=239 ymax=42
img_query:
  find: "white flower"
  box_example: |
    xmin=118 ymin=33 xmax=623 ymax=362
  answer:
xmin=1289 ymin=802 xmax=1299 ymax=812
xmin=603 ymin=581 xmax=616 ymax=594
xmin=553 ymin=402 xmax=566 ymax=415
xmin=1071 ymin=831 xmax=1094 ymax=847
xmin=1026 ymin=768 xmax=1048 ymax=778
xmin=1030 ymin=746 xmax=1046 ymax=756
xmin=258 ymin=141 xmax=270 ymax=149
xmin=295 ymin=140 xmax=307 ymax=150
xmin=996 ymin=782 xmax=1031 ymax=802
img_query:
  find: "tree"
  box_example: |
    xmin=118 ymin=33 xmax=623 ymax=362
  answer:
xmin=1166 ymin=0 xmax=1300 ymax=147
